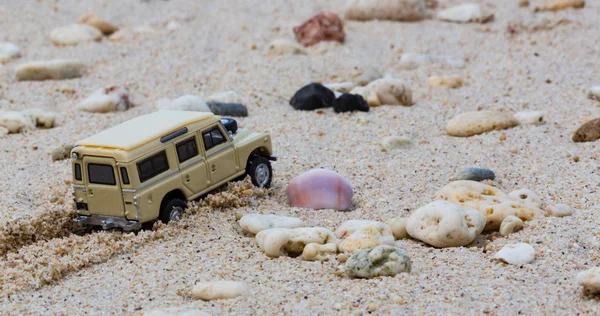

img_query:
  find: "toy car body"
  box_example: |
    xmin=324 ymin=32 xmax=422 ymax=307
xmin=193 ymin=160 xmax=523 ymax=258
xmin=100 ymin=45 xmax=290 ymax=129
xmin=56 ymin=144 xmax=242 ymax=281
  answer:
xmin=71 ymin=111 xmax=275 ymax=231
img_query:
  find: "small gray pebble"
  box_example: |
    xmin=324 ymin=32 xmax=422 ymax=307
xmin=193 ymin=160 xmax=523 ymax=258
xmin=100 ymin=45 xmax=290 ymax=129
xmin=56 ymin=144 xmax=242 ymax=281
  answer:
xmin=455 ymin=167 xmax=495 ymax=182
xmin=207 ymin=102 xmax=248 ymax=117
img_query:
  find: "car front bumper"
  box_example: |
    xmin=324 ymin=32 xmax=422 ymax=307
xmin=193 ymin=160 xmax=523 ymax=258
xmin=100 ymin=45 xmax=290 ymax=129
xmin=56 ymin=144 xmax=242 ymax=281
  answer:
xmin=74 ymin=215 xmax=141 ymax=232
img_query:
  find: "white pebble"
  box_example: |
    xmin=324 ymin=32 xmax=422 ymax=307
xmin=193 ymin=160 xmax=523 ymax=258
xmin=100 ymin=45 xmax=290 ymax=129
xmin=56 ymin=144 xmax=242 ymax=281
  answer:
xmin=77 ymin=85 xmax=132 ymax=113
xmin=21 ymin=108 xmax=58 ymax=128
xmin=385 ymin=217 xmax=409 ymax=240
xmin=0 ymin=111 xmax=34 ymax=133
xmin=381 ymin=136 xmax=411 ymax=151
xmin=335 ymin=220 xmax=384 ymax=238
xmin=494 ymin=243 xmax=535 ymax=265
xmin=255 ymin=227 xmax=338 ymax=258
xmin=238 ymin=214 xmax=304 ymax=235
xmin=514 ymin=111 xmax=544 ymax=125
xmin=156 ymin=95 xmax=210 ymax=112
xmin=446 ymin=111 xmax=519 ymax=137
xmin=266 ymin=39 xmax=306 ymax=55
xmin=191 ymin=281 xmax=249 ymax=301
xmin=576 ymin=267 xmax=600 ymax=294
xmin=0 ymin=43 xmax=20 ymax=64
xmin=50 ymin=24 xmax=103 ymax=45
xmin=436 ymin=3 xmax=494 ymax=23
xmin=302 ymin=243 xmax=337 ymax=261
xmin=428 ymin=75 xmax=463 ymax=88
xmin=206 ymin=90 xmax=239 ymax=103
xmin=344 ymin=0 xmax=427 ymax=21
xmin=546 ymin=204 xmax=574 ymax=217
xmin=15 ymin=59 xmax=86 ymax=81
xmin=368 ymin=78 xmax=413 ymax=106
xmin=499 ymin=215 xmax=524 ymax=237
xmin=338 ymin=223 xmax=395 ymax=253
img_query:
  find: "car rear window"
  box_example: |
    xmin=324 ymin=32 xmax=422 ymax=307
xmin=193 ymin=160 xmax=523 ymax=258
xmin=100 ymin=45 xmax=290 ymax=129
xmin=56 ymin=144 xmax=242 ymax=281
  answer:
xmin=88 ymin=164 xmax=116 ymax=185
xmin=137 ymin=151 xmax=169 ymax=182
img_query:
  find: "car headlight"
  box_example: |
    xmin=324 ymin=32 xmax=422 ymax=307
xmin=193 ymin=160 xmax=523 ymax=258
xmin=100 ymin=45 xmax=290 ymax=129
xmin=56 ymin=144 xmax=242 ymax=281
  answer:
xmin=71 ymin=152 xmax=79 ymax=160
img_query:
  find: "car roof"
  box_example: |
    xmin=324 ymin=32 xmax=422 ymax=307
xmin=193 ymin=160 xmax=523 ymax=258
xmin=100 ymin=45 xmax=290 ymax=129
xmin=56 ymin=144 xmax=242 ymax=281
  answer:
xmin=76 ymin=111 xmax=214 ymax=151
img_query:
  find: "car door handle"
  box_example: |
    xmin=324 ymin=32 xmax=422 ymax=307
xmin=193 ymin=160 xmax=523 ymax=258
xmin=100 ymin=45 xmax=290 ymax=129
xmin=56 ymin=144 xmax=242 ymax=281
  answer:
xmin=211 ymin=164 xmax=216 ymax=171
xmin=185 ymin=174 xmax=191 ymax=182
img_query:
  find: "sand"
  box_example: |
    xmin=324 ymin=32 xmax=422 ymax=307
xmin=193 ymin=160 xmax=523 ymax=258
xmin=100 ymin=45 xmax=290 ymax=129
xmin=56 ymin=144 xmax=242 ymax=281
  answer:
xmin=1 ymin=0 xmax=600 ymax=314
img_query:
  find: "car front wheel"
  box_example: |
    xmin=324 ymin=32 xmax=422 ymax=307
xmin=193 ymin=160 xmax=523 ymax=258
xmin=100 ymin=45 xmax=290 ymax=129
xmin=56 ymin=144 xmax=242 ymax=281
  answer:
xmin=247 ymin=156 xmax=272 ymax=188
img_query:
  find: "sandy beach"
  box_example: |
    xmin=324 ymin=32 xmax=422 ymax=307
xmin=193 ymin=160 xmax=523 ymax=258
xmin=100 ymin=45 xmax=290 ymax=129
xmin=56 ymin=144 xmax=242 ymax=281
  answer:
xmin=1 ymin=0 xmax=600 ymax=314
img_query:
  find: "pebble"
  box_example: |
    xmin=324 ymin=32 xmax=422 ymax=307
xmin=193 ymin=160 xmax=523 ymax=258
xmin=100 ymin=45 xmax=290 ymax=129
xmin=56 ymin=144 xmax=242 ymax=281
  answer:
xmin=0 ymin=111 xmax=34 ymax=133
xmin=15 ymin=59 xmax=86 ymax=81
xmin=534 ymin=0 xmax=585 ymax=12
xmin=335 ymin=220 xmax=384 ymax=238
xmin=265 ymin=39 xmax=306 ymax=55
xmin=76 ymin=85 xmax=132 ymax=113
xmin=455 ymin=167 xmax=495 ymax=182
xmin=50 ymin=24 xmax=103 ymax=45
xmin=588 ymin=86 xmax=600 ymax=101
xmin=385 ymin=217 xmax=409 ymax=240
xmin=494 ymin=243 xmax=535 ymax=265
xmin=293 ymin=12 xmax=345 ymax=47
xmin=508 ymin=189 xmax=543 ymax=208
xmin=576 ymin=267 xmax=600 ymax=294
xmin=572 ymin=118 xmax=600 ymax=142
xmin=50 ymin=144 xmax=75 ymax=162
xmin=156 ymin=95 xmax=210 ymax=112
xmin=344 ymin=0 xmax=427 ymax=21
xmin=338 ymin=223 xmax=395 ymax=253
xmin=302 ymin=243 xmax=338 ymax=261
xmin=352 ymin=66 xmax=381 ymax=86
xmin=77 ymin=13 xmax=118 ymax=35
xmin=545 ymin=203 xmax=574 ymax=217
xmin=206 ymin=90 xmax=239 ymax=103
xmin=499 ymin=215 xmax=524 ymax=236
xmin=436 ymin=3 xmax=494 ymax=23
xmin=324 ymin=82 xmax=355 ymax=93
xmin=191 ymin=281 xmax=250 ymax=301
xmin=428 ymin=75 xmax=464 ymax=88
xmin=406 ymin=200 xmax=486 ymax=248
xmin=108 ymin=26 xmax=159 ymax=42
xmin=514 ymin=111 xmax=544 ymax=125
xmin=289 ymin=83 xmax=336 ymax=111
xmin=0 ymin=43 xmax=20 ymax=64
xmin=436 ymin=181 xmax=545 ymax=231
xmin=349 ymin=85 xmax=380 ymax=107
xmin=207 ymin=102 xmax=249 ymax=117
xmin=446 ymin=111 xmax=519 ymax=137
xmin=368 ymin=78 xmax=414 ymax=106
xmin=397 ymin=53 xmax=466 ymax=70
xmin=333 ymin=93 xmax=369 ymax=113
xmin=286 ymin=169 xmax=353 ymax=210
xmin=381 ymin=136 xmax=411 ymax=151
xmin=344 ymin=245 xmax=412 ymax=278
xmin=255 ymin=227 xmax=338 ymax=257
xmin=238 ymin=214 xmax=304 ymax=235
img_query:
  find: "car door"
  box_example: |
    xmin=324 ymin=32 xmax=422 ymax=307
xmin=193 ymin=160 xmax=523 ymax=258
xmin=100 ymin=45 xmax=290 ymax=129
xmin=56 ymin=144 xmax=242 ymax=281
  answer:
xmin=175 ymin=135 xmax=209 ymax=194
xmin=83 ymin=156 xmax=125 ymax=217
xmin=201 ymin=124 xmax=239 ymax=185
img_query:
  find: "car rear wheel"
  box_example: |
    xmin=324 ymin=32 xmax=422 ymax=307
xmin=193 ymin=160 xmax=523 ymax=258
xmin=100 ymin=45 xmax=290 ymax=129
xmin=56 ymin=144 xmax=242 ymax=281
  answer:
xmin=247 ymin=156 xmax=272 ymax=188
xmin=159 ymin=198 xmax=187 ymax=224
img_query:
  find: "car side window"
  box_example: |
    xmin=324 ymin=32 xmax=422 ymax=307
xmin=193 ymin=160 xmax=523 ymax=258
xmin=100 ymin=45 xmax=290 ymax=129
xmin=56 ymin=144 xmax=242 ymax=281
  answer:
xmin=137 ymin=151 xmax=169 ymax=182
xmin=202 ymin=127 xmax=226 ymax=151
xmin=176 ymin=137 xmax=198 ymax=163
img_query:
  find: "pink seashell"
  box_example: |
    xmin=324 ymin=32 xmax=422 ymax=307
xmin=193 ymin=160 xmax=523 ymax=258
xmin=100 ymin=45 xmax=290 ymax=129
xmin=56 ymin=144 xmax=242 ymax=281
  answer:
xmin=286 ymin=168 xmax=353 ymax=210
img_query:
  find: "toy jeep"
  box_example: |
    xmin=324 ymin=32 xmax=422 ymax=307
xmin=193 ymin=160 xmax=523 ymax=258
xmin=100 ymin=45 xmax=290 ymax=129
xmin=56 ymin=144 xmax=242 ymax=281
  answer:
xmin=71 ymin=110 xmax=275 ymax=231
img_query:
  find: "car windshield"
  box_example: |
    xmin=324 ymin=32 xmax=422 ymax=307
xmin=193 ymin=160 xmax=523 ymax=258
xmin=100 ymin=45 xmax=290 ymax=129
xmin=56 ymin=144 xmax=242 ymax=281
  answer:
xmin=88 ymin=163 xmax=116 ymax=185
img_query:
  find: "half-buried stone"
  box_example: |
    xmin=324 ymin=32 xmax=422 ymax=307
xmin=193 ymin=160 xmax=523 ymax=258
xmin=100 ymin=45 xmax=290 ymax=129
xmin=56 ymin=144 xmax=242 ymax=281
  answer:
xmin=287 ymin=168 xmax=353 ymax=210
xmin=238 ymin=214 xmax=304 ymax=235
xmin=454 ymin=167 xmax=495 ymax=182
xmin=207 ymin=102 xmax=248 ymax=117
xmin=333 ymin=93 xmax=369 ymax=113
xmin=344 ymin=245 xmax=412 ymax=279
xmin=572 ymin=118 xmax=600 ymax=143
xmin=15 ymin=59 xmax=86 ymax=81
xmin=446 ymin=111 xmax=518 ymax=137
xmin=290 ymin=83 xmax=335 ymax=111
xmin=255 ymin=227 xmax=338 ymax=258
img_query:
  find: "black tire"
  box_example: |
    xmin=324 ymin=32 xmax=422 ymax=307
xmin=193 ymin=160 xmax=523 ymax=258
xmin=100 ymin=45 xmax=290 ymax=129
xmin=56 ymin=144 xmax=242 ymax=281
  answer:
xmin=220 ymin=118 xmax=238 ymax=134
xmin=159 ymin=198 xmax=187 ymax=224
xmin=247 ymin=156 xmax=272 ymax=188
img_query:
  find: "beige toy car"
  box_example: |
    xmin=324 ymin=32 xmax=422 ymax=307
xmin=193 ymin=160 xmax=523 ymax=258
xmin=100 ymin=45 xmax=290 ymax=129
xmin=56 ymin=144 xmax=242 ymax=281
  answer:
xmin=71 ymin=110 xmax=275 ymax=231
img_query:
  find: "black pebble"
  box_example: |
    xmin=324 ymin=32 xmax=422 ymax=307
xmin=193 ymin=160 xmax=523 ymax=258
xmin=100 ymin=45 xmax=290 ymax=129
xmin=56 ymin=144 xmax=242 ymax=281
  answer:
xmin=455 ymin=167 xmax=495 ymax=182
xmin=333 ymin=93 xmax=369 ymax=113
xmin=207 ymin=102 xmax=248 ymax=117
xmin=289 ymin=83 xmax=335 ymax=111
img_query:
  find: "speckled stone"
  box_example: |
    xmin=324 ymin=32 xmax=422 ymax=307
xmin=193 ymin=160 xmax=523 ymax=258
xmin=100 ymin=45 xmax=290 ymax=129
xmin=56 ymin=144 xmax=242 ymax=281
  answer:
xmin=344 ymin=245 xmax=412 ymax=278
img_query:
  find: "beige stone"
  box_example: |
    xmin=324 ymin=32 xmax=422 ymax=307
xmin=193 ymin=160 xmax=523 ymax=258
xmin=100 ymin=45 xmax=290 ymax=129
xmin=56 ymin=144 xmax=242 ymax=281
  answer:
xmin=428 ymin=75 xmax=463 ymax=88
xmin=514 ymin=111 xmax=544 ymax=125
xmin=191 ymin=281 xmax=249 ymax=301
xmin=436 ymin=3 xmax=494 ymax=23
xmin=534 ymin=0 xmax=585 ymax=12
xmin=576 ymin=267 xmax=600 ymax=294
xmin=238 ymin=214 xmax=304 ymax=235
xmin=368 ymin=78 xmax=413 ymax=106
xmin=494 ymin=243 xmax=535 ymax=264
xmin=385 ymin=217 xmax=409 ymax=240
xmin=255 ymin=227 xmax=337 ymax=258
xmin=302 ymin=243 xmax=337 ymax=261
xmin=546 ymin=204 xmax=574 ymax=217
xmin=446 ymin=111 xmax=519 ymax=137
xmin=0 ymin=111 xmax=34 ymax=133
xmin=344 ymin=0 xmax=427 ymax=21
xmin=15 ymin=59 xmax=86 ymax=81
xmin=335 ymin=220 xmax=385 ymax=239
xmin=77 ymin=13 xmax=118 ymax=35
xmin=50 ymin=24 xmax=102 ymax=46
xmin=338 ymin=223 xmax=395 ymax=253
xmin=381 ymin=136 xmax=411 ymax=151
xmin=499 ymin=215 xmax=524 ymax=236
xmin=349 ymin=85 xmax=380 ymax=106
xmin=266 ymin=39 xmax=306 ymax=55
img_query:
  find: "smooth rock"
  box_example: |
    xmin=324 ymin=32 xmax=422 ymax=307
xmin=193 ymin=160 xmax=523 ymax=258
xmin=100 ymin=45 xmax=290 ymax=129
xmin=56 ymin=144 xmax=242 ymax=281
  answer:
xmin=588 ymin=86 xmax=600 ymax=101
xmin=546 ymin=204 xmax=574 ymax=217
xmin=157 ymin=95 xmax=210 ymax=112
xmin=290 ymin=83 xmax=335 ymax=111
xmin=534 ymin=0 xmax=585 ymax=12
xmin=576 ymin=267 xmax=600 ymax=294
xmin=368 ymin=78 xmax=413 ymax=106
xmin=514 ymin=111 xmax=544 ymax=125
xmin=428 ymin=75 xmax=463 ymax=88
xmin=381 ymin=136 xmax=411 ymax=151
xmin=191 ymin=281 xmax=249 ymax=301
xmin=352 ymin=66 xmax=381 ymax=86
xmin=256 ymin=227 xmax=338 ymax=257
xmin=436 ymin=180 xmax=545 ymax=230
xmin=207 ymin=102 xmax=248 ymax=117
xmin=335 ymin=220 xmax=385 ymax=239
xmin=0 ymin=43 xmax=20 ymax=64
xmin=21 ymin=109 xmax=58 ymax=128
xmin=349 ymin=85 xmax=380 ymax=107
xmin=50 ymin=144 xmax=75 ymax=162
xmin=509 ymin=189 xmax=543 ymax=208
xmin=494 ymin=243 xmax=535 ymax=265
xmin=15 ymin=59 xmax=86 ymax=81
xmin=266 ymin=39 xmax=307 ymax=55
xmin=446 ymin=111 xmax=519 ymax=137
xmin=436 ymin=3 xmax=494 ymax=23
xmin=499 ymin=215 xmax=524 ymax=236
xmin=572 ymin=118 xmax=600 ymax=143
xmin=333 ymin=93 xmax=369 ymax=113
xmin=385 ymin=217 xmax=409 ymax=240
xmin=455 ymin=167 xmax=495 ymax=182
xmin=206 ymin=91 xmax=239 ymax=103
xmin=398 ymin=53 xmax=466 ymax=70
xmin=77 ymin=85 xmax=132 ymax=113
xmin=344 ymin=0 xmax=427 ymax=21
xmin=293 ymin=12 xmax=345 ymax=47
xmin=406 ymin=200 xmax=486 ymax=248
xmin=50 ymin=24 xmax=103 ymax=45
xmin=238 ymin=214 xmax=304 ymax=235
xmin=0 ymin=111 xmax=34 ymax=133
xmin=287 ymin=168 xmax=353 ymax=210
xmin=108 ymin=26 xmax=159 ymax=42
xmin=325 ymin=82 xmax=355 ymax=93
xmin=344 ymin=245 xmax=412 ymax=278
xmin=77 ymin=13 xmax=118 ymax=35
xmin=339 ymin=223 xmax=395 ymax=253
xmin=302 ymin=243 xmax=338 ymax=261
